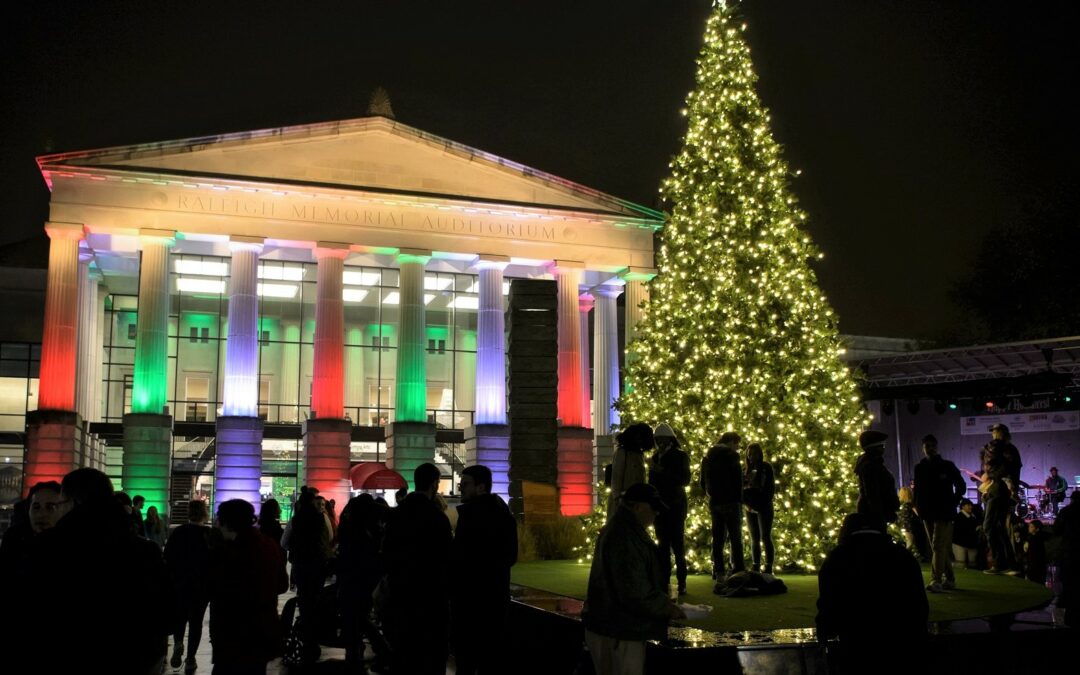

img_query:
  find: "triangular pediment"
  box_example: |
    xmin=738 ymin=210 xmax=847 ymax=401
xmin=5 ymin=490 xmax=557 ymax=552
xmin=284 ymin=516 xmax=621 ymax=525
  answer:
xmin=41 ymin=116 xmax=660 ymax=221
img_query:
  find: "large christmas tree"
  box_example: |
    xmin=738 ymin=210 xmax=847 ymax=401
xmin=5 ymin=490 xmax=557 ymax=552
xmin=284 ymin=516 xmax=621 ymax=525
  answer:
xmin=600 ymin=4 xmax=869 ymax=571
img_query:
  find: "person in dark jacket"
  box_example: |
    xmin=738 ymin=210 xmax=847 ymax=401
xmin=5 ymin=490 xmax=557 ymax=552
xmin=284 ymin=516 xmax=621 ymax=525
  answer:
xmin=952 ymin=499 xmax=980 ymax=568
xmin=1023 ymin=520 xmax=1048 ymax=585
xmin=20 ymin=468 xmax=172 ymax=675
xmin=981 ymin=423 xmax=1023 ymax=573
xmin=743 ymin=443 xmax=776 ymax=575
xmin=1053 ymin=492 xmax=1080 ymax=626
xmin=854 ymin=430 xmax=899 ymax=527
xmin=288 ymin=488 xmax=333 ymax=659
xmin=337 ymin=494 xmax=389 ymax=674
xmin=582 ymin=483 xmax=685 ymax=675
xmin=816 ymin=512 xmax=929 ymax=671
xmin=701 ymin=431 xmax=745 ymax=580
xmin=258 ymin=498 xmax=284 ymax=546
xmin=381 ymin=462 xmax=454 ymax=675
xmin=451 ymin=464 xmax=518 ymax=675
xmin=209 ymin=499 xmax=289 ymax=675
xmin=912 ymin=434 xmax=966 ymax=592
xmin=164 ymin=499 xmax=216 ymax=673
xmin=648 ymin=422 xmax=692 ymax=594
xmin=0 ymin=481 xmax=63 ymax=649
xmin=607 ymin=423 xmax=653 ymax=517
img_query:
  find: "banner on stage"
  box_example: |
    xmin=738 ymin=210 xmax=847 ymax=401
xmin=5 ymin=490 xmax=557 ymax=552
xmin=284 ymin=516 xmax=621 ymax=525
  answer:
xmin=961 ymin=410 xmax=1080 ymax=435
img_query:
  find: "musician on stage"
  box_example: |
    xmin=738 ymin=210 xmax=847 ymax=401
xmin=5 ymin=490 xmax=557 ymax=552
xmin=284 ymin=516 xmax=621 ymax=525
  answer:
xmin=1046 ymin=467 xmax=1069 ymax=516
xmin=980 ymin=423 xmax=1023 ymax=574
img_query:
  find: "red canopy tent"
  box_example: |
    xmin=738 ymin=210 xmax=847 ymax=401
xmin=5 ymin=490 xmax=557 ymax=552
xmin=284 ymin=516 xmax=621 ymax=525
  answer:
xmin=350 ymin=462 xmax=408 ymax=491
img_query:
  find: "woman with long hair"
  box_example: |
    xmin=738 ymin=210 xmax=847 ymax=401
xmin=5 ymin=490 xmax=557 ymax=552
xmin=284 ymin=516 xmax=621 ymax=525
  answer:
xmin=743 ymin=443 xmax=776 ymax=575
xmin=144 ymin=505 xmax=168 ymax=550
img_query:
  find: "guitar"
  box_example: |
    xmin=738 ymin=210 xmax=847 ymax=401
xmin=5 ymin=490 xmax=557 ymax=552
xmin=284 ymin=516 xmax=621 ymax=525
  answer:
xmin=962 ymin=468 xmax=993 ymax=495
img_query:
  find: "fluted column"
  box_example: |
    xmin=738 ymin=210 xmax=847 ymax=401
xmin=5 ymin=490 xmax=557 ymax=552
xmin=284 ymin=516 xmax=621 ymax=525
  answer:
xmin=304 ymin=243 xmax=352 ymax=509
xmin=74 ymin=255 xmax=99 ymax=423
xmin=620 ymin=267 xmax=656 ymax=393
xmin=578 ymin=293 xmax=594 ymax=428
xmin=37 ymin=224 xmax=83 ymax=411
xmin=216 ymin=238 xmax=264 ymax=507
xmin=593 ymin=284 xmax=623 ymax=435
xmin=222 ymin=240 xmax=262 ymax=417
xmin=122 ymin=230 xmax=175 ymax=517
xmin=311 ymin=245 xmax=347 ymax=419
xmin=131 ymin=234 xmax=174 ymax=415
xmin=554 ymin=262 xmax=585 ymax=427
xmin=25 ymin=223 xmax=84 ymax=493
xmin=394 ymin=249 xmax=430 ymax=423
xmin=554 ymin=261 xmax=591 ymax=515
xmin=386 ymin=249 xmax=436 ymax=490
xmin=475 ymin=258 xmax=508 ymax=425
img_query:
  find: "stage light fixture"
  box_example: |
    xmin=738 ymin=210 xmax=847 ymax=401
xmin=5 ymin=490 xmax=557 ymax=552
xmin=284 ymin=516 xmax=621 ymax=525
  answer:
xmin=906 ymin=399 xmax=920 ymax=415
xmin=984 ymin=399 xmax=995 ymax=410
xmin=933 ymin=400 xmax=947 ymax=415
xmin=948 ymin=400 xmax=958 ymax=410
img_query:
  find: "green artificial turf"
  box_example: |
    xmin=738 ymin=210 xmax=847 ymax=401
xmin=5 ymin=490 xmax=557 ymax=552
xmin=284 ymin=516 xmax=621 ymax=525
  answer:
xmin=511 ymin=560 xmax=1054 ymax=633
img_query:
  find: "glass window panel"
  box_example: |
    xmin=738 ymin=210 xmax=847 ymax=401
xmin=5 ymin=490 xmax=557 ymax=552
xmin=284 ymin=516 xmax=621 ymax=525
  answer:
xmin=454 ymin=350 xmax=476 ymax=416
xmin=0 ymin=378 xmax=28 ymax=415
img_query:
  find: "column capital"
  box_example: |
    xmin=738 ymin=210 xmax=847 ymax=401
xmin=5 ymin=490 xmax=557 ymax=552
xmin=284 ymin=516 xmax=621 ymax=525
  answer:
xmin=474 ymin=254 xmax=510 ymax=271
xmin=619 ymin=266 xmax=657 ymax=282
xmin=551 ymin=259 xmax=586 ymax=272
xmin=229 ymin=235 xmax=265 ymax=253
xmin=396 ymin=248 xmax=431 ymax=265
xmin=314 ymin=242 xmax=350 ymax=260
xmin=139 ymin=229 xmax=176 ymax=247
xmin=45 ymin=222 xmax=85 ymax=241
xmin=591 ymin=283 xmax=624 ymax=299
xmin=578 ymin=293 xmax=595 ymax=312
xmin=87 ymin=263 xmax=104 ymax=282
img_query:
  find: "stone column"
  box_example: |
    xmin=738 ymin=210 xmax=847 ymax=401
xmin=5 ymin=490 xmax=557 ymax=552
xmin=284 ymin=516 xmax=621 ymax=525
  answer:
xmin=122 ymin=230 xmax=175 ymax=516
xmin=74 ymin=255 xmax=99 ymax=423
xmin=620 ymin=267 xmax=657 ymax=393
xmin=554 ymin=261 xmax=591 ymax=515
xmin=25 ymin=223 xmax=84 ymax=493
xmin=311 ymin=246 xmax=347 ymax=420
xmin=474 ymin=257 xmax=508 ymax=425
xmin=578 ymin=293 xmax=594 ymax=428
xmin=216 ymin=238 xmax=264 ymax=507
xmin=304 ymin=243 xmax=352 ymax=509
xmin=386 ymin=249 xmax=435 ymax=489
xmin=592 ymin=284 xmax=623 ymax=435
xmin=466 ymin=256 xmax=510 ymax=500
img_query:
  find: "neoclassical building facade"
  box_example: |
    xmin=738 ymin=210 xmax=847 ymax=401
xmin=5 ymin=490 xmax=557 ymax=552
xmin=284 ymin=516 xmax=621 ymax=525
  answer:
xmin=26 ymin=116 xmax=660 ymax=516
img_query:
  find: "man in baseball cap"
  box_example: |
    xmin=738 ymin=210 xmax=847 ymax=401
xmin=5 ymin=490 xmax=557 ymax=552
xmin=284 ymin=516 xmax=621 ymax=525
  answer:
xmin=583 ymin=482 xmax=683 ymax=674
xmin=649 ymin=423 xmax=692 ymax=595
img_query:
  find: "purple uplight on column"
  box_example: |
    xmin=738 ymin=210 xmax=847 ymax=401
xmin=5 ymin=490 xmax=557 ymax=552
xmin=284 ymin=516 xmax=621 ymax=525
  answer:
xmin=475 ymin=258 xmax=508 ymax=425
xmin=593 ymin=284 xmax=623 ymax=435
xmin=222 ymin=241 xmax=261 ymax=418
xmin=215 ymin=238 xmax=264 ymax=507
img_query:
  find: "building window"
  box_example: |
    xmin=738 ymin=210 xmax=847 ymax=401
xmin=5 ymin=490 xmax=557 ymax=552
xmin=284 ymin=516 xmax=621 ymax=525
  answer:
xmin=260 ymin=330 xmax=271 ymax=346
xmin=185 ymin=375 xmax=210 ymax=422
xmin=371 ymin=335 xmax=391 ymax=352
xmin=188 ymin=327 xmax=210 ymax=344
xmin=127 ymin=324 xmax=137 ymax=340
xmin=189 ymin=327 xmax=198 ymax=343
xmin=427 ymin=339 xmax=446 ymax=354
xmin=258 ymin=377 xmax=271 ymax=421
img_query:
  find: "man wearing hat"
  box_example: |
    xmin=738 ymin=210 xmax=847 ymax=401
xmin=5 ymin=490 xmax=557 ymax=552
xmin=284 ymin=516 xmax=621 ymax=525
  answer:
xmin=582 ymin=483 xmax=685 ymax=675
xmin=855 ymin=430 xmax=900 ymax=527
xmin=648 ymin=423 xmax=692 ymax=595
xmin=981 ymin=423 xmax=1023 ymax=573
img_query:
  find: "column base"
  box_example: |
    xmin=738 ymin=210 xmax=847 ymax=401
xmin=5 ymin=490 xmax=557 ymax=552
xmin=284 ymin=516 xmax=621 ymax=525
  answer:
xmin=302 ymin=418 xmax=352 ymax=510
xmin=215 ymin=416 xmax=264 ymax=507
xmin=24 ymin=409 xmax=83 ymax=496
xmin=465 ymin=424 xmax=510 ymax=500
xmin=122 ymin=412 xmax=172 ymax=516
xmin=557 ymin=426 xmax=594 ymax=516
xmin=385 ymin=421 xmax=436 ymax=491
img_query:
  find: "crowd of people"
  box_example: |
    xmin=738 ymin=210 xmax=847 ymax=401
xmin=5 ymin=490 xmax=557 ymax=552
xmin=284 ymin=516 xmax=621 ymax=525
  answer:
xmin=0 ymin=462 xmax=517 ymax=675
xmin=0 ymin=418 xmax=1076 ymax=675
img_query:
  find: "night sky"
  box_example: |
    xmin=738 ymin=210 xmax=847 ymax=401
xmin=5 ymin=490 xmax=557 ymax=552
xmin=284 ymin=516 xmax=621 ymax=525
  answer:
xmin=2 ymin=1 xmax=1076 ymax=340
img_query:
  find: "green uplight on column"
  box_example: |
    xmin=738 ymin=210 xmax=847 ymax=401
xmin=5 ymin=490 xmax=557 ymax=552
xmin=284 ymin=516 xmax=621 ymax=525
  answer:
xmin=394 ymin=253 xmax=429 ymax=423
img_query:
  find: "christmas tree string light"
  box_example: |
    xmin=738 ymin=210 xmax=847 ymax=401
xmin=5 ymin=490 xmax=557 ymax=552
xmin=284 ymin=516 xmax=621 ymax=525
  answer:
xmin=579 ymin=4 xmax=869 ymax=572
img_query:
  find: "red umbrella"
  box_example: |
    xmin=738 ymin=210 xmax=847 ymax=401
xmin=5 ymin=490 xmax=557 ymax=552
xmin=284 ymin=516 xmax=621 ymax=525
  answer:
xmin=350 ymin=462 xmax=407 ymax=490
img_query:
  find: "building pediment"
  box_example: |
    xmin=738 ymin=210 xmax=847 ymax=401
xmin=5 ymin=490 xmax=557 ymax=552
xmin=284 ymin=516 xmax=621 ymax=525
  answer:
xmin=39 ymin=116 xmax=661 ymax=222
